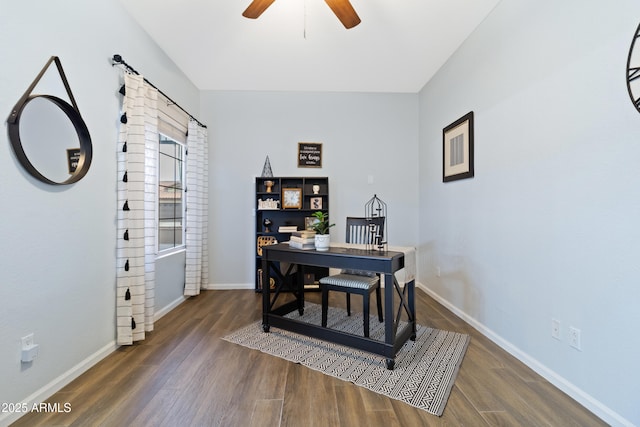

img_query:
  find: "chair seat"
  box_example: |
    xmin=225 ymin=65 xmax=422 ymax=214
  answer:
xmin=320 ymin=216 xmax=386 ymax=338
xmin=319 ymin=273 xmax=379 ymax=290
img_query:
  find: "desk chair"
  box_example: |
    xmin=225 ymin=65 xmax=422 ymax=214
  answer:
xmin=320 ymin=216 xmax=385 ymax=337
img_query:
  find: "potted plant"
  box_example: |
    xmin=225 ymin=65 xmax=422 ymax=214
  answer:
xmin=311 ymin=211 xmax=334 ymax=251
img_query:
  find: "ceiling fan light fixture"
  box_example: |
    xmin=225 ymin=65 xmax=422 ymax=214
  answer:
xmin=242 ymin=0 xmax=361 ymax=29
xmin=242 ymin=0 xmax=276 ymax=19
xmin=324 ymin=0 xmax=361 ymax=29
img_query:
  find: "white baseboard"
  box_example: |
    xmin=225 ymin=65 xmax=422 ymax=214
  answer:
xmin=203 ymin=283 xmax=254 ymax=290
xmin=0 ymin=341 xmax=117 ymax=427
xmin=1 ymin=296 xmax=190 ymax=427
xmin=5 ymin=283 xmax=630 ymax=427
xmin=154 ymin=295 xmax=187 ymax=321
xmin=416 ymin=282 xmax=633 ymax=427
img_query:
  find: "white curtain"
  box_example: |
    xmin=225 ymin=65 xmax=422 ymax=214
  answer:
xmin=116 ymin=73 xmax=158 ymax=345
xmin=184 ymin=120 xmax=209 ymax=296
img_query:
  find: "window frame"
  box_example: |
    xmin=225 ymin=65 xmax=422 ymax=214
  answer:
xmin=157 ymin=132 xmax=186 ymax=257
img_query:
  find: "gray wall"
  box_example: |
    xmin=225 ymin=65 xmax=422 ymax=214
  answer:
xmin=201 ymin=91 xmax=419 ymax=287
xmin=418 ymin=1 xmax=640 ymax=425
xmin=0 ymin=1 xmax=198 ymax=423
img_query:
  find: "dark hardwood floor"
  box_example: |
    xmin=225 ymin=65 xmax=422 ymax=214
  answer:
xmin=11 ymin=288 xmax=606 ymax=426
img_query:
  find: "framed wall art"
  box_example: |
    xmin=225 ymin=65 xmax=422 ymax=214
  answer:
xmin=298 ymin=142 xmax=322 ymax=168
xmin=67 ymin=148 xmax=81 ymax=174
xmin=443 ymin=111 xmax=474 ymax=182
xmin=310 ymin=197 xmax=322 ymax=210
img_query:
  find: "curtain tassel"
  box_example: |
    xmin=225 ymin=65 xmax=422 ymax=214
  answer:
xmin=123 ymin=170 xmax=128 ymax=182
xmin=123 ymin=200 xmax=130 ymax=211
xmin=120 ymin=113 xmax=127 ymax=124
xmin=124 ymin=229 xmax=129 ymax=241
xmin=122 ymin=141 xmax=127 ymax=152
xmin=124 ymin=260 xmax=129 ymax=271
xmin=125 ymin=288 xmax=131 ymax=300
xmin=131 ymin=317 xmax=136 ymax=329
xmin=119 ymin=84 xmax=126 ymax=96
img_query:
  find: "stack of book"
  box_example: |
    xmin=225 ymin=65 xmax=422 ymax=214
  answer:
xmin=278 ymin=225 xmax=298 ymax=233
xmin=288 ymin=230 xmax=316 ymax=250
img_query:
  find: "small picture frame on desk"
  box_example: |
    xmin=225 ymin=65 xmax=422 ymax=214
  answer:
xmin=282 ymin=188 xmax=302 ymax=209
xmin=310 ymin=197 xmax=322 ymax=210
xmin=305 ymin=216 xmax=319 ymax=231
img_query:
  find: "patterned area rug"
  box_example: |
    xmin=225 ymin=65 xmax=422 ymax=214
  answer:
xmin=222 ymin=303 xmax=469 ymax=416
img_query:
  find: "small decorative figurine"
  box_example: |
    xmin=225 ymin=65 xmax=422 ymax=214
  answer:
xmin=258 ymin=198 xmax=279 ymax=209
xmin=261 ymin=156 xmax=273 ymax=177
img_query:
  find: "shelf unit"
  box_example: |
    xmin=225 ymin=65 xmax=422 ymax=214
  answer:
xmin=254 ymin=176 xmax=329 ymax=292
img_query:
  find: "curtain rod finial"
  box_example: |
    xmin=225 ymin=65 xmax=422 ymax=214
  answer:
xmin=112 ymin=54 xmax=122 ymax=66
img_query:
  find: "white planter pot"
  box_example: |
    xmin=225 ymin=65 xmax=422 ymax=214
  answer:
xmin=314 ymin=234 xmax=330 ymax=251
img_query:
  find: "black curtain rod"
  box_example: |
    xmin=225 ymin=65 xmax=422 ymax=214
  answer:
xmin=111 ymin=54 xmax=206 ymax=129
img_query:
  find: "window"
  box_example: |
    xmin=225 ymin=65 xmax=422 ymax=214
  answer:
xmin=158 ymin=134 xmax=185 ymax=252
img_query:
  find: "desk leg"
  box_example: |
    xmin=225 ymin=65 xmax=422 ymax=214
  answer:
xmin=409 ymin=279 xmax=416 ymax=340
xmin=296 ymin=265 xmax=304 ymax=315
xmin=384 ymin=272 xmax=395 ymax=370
xmin=262 ymin=259 xmax=270 ymax=333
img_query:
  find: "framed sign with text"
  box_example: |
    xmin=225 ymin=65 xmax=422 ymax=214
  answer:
xmin=298 ymin=142 xmax=322 ymax=168
xmin=67 ymin=148 xmax=81 ymax=174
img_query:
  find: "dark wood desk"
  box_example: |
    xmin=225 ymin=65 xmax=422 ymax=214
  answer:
xmin=261 ymin=243 xmax=416 ymax=369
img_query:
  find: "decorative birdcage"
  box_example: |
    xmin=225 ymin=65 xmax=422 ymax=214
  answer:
xmin=364 ymin=194 xmax=387 ymax=251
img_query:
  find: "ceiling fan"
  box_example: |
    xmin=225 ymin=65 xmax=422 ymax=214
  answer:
xmin=242 ymin=0 xmax=361 ymax=29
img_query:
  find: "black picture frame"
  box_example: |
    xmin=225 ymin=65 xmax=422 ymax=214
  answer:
xmin=298 ymin=142 xmax=322 ymax=168
xmin=443 ymin=111 xmax=474 ymax=182
xmin=67 ymin=148 xmax=81 ymax=174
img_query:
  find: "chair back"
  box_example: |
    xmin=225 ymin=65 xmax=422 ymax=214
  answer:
xmin=345 ymin=217 xmax=385 ymax=245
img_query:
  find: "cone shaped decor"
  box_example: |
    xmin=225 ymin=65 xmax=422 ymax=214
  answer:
xmin=261 ymin=156 xmax=273 ymax=177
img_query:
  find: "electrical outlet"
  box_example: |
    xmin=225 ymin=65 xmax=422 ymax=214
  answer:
xmin=21 ymin=334 xmax=34 ymax=349
xmin=20 ymin=333 xmax=39 ymax=363
xmin=569 ymin=326 xmax=581 ymax=350
xmin=551 ymin=319 xmax=561 ymax=340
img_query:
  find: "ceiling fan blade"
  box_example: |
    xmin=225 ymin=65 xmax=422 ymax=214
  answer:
xmin=324 ymin=0 xmax=361 ymax=29
xmin=242 ymin=0 xmax=276 ymax=19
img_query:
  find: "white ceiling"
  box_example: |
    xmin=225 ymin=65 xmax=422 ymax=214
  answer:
xmin=120 ymin=0 xmax=501 ymax=93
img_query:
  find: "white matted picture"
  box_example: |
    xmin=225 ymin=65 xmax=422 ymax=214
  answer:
xmin=443 ymin=111 xmax=474 ymax=182
xmin=310 ymin=197 xmax=322 ymax=210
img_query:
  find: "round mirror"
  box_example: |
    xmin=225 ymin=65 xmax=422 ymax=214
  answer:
xmin=627 ymin=22 xmax=640 ymax=114
xmin=8 ymin=94 xmax=92 ymax=185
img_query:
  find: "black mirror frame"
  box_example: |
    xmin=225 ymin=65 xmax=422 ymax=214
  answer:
xmin=627 ymin=22 xmax=640 ymax=114
xmin=6 ymin=56 xmax=92 ymax=185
